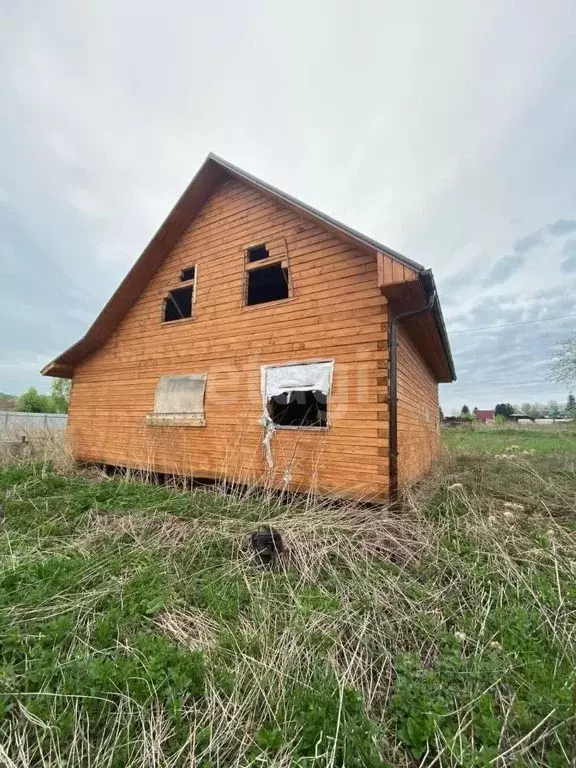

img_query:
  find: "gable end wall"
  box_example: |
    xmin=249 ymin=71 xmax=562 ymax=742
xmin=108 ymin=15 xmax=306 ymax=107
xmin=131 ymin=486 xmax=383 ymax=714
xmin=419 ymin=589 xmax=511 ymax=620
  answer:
xmin=68 ymin=178 xmax=390 ymax=499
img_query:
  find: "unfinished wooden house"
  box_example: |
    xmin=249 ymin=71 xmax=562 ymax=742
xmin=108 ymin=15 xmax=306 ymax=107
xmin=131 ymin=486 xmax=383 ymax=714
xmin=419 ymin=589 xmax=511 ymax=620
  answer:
xmin=42 ymin=154 xmax=455 ymax=500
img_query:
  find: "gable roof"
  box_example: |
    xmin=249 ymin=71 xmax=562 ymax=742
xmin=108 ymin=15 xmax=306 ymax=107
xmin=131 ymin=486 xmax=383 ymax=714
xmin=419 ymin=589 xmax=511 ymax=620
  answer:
xmin=42 ymin=153 xmax=456 ymax=381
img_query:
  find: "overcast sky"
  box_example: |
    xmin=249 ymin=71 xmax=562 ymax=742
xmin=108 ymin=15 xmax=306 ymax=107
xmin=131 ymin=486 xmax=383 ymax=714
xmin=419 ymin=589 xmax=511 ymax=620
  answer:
xmin=1 ymin=0 xmax=575 ymax=412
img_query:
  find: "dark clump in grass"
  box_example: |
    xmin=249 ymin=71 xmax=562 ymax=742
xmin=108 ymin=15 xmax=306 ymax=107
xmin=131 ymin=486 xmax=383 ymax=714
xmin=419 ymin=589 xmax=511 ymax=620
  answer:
xmin=0 ymin=430 xmax=575 ymax=765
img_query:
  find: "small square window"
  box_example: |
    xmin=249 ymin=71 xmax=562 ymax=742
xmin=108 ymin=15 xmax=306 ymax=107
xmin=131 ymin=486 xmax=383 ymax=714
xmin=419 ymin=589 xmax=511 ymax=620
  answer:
xmin=246 ymin=263 xmax=289 ymax=305
xmin=181 ymin=266 xmax=196 ymax=282
xmin=163 ymin=286 xmax=193 ymax=322
xmin=247 ymin=245 xmax=269 ymax=262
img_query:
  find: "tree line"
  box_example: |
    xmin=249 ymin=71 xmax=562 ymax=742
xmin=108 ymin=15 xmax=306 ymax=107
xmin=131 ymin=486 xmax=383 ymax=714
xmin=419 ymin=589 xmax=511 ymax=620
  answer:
xmin=450 ymin=395 xmax=576 ymax=421
xmin=446 ymin=335 xmax=576 ymax=422
xmin=1 ymin=380 xmax=71 ymax=414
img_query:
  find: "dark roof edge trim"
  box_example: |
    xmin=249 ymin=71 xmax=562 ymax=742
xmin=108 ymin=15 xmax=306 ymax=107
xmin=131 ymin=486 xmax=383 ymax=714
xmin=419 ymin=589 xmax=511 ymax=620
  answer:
xmin=418 ymin=269 xmax=457 ymax=382
xmin=208 ymin=153 xmax=425 ymax=274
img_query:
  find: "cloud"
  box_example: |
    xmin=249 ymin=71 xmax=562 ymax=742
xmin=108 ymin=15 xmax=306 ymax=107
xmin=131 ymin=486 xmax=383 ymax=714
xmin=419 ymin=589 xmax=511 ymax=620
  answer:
xmin=465 ymin=213 xmax=576 ymax=292
xmin=443 ymin=280 xmax=576 ymax=408
xmin=513 ymin=231 xmax=542 ymax=253
xmin=560 ymin=239 xmax=576 ymax=273
xmin=547 ymin=219 xmax=576 ymax=237
xmin=0 ymin=0 xmax=575 ymax=410
xmin=482 ymin=253 xmax=526 ymax=286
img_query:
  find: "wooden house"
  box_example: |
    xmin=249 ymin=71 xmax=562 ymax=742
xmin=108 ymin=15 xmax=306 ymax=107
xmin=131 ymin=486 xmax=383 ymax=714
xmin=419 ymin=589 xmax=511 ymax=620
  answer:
xmin=42 ymin=154 xmax=455 ymax=500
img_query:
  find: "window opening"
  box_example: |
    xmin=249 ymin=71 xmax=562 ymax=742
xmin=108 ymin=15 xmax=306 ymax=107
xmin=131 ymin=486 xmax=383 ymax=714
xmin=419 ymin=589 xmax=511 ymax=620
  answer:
xmin=162 ymin=265 xmax=196 ymax=322
xmin=247 ymin=263 xmax=289 ymax=305
xmin=247 ymin=244 xmax=269 ymax=262
xmin=163 ymin=286 xmax=193 ymax=322
xmin=180 ymin=266 xmax=196 ymax=281
xmin=268 ymin=390 xmax=327 ymax=427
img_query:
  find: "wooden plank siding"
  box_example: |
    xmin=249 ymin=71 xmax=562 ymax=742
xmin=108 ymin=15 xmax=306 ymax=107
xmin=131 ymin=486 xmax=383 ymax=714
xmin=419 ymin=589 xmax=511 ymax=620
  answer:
xmin=69 ymin=178 xmax=390 ymax=499
xmin=396 ymin=324 xmax=440 ymax=484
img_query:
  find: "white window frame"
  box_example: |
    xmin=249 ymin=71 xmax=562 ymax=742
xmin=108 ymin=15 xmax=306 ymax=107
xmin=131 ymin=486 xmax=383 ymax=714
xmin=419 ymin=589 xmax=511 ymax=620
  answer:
xmin=260 ymin=359 xmax=334 ymax=431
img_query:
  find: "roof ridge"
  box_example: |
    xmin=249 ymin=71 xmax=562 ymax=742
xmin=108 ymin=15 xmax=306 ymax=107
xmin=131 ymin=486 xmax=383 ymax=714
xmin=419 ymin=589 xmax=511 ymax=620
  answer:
xmin=207 ymin=153 xmax=425 ymax=273
xmin=41 ymin=152 xmax=454 ymax=381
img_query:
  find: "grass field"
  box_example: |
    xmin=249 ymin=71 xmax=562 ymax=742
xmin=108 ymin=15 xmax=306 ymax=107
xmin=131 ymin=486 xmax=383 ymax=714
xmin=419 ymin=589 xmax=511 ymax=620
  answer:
xmin=0 ymin=427 xmax=575 ymax=766
xmin=443 ymin=423 xmax=576 ymax=456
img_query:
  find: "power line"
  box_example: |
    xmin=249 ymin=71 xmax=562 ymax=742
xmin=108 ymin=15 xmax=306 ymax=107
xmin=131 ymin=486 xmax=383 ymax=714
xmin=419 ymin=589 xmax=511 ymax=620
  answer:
xmin=449 ymin=312 xmax=576 ymax=335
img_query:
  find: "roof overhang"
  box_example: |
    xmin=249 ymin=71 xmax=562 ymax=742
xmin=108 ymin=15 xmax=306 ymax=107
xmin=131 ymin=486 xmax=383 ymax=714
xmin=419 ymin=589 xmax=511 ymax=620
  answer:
xmin=42 ymin=153 xmax=456 ymax=382
xmin=376 ymin=253 xmax=454 ymax=382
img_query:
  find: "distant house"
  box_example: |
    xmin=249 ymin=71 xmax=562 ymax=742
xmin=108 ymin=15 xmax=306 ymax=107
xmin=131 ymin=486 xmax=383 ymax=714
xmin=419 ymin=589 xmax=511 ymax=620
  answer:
xmin=42 ymin=154 xmax=455 ymax=500
xmin=475 ymin=409 xmax=495 ymax=423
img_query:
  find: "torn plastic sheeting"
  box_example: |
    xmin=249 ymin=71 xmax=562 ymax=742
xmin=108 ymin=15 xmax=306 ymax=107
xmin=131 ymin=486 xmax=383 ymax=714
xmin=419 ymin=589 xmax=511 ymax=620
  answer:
xmin=262 ymin=419 xmax=275 ymax=468
xmin=260 ymin=361 xmax=334 ymax=470
xmin=261 ymin=361 xmax=334 ymax=400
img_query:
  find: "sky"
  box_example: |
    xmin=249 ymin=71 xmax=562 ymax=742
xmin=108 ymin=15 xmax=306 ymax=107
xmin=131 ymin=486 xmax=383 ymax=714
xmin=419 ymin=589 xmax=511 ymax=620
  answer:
xmin=0 ymin=0 xmax=575 ymax=413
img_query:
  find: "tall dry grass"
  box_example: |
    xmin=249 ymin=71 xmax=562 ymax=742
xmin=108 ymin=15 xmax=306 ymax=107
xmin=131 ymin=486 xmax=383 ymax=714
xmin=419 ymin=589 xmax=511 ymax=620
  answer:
xmin=0 ymin=429 xmax=575 ymax=765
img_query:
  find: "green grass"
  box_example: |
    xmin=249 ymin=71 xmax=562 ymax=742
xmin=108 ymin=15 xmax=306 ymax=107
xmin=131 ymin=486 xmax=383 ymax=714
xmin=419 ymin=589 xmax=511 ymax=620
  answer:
xmin=0 ymin=433 xmax=575 ymax=766
xmin=442 ymin=423 xmax=576 ymax=456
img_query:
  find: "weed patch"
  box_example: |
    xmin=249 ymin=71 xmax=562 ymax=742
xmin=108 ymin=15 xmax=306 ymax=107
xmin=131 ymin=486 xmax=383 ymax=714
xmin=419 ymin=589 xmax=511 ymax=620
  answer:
xmin=0 ymin=442 xmax=575 ymax=765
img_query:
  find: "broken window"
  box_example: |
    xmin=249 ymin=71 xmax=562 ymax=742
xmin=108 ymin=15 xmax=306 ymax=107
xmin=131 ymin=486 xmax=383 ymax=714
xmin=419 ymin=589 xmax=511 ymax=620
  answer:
xmin=163 ymin=286 xmax=193 ymax=321
xmin=162 ymin=266 xmax=196 ymax=322
xmin=262 ymin=361 xmax=334 ymax=430
xmin=244 ymin=242 xmax=290 ymax=306
xmin=247 ymin=244 xmax=269 ymax=262
xmin=180 ymin=266 xmax=196 ymax=281
xmin=146 ymin=374 xmax=207 ymax=426
xmin=246 ymin=263 xmax=290 ymax=305
xmin=268 ymin=390 xmax=327 ymax=427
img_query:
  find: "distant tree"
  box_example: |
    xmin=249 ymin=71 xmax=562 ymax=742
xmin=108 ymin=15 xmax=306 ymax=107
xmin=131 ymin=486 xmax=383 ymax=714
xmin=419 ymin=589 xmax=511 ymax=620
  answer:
xmin=551 ymin=334 xmax=576 ymax=389
xmin=51 ymin=378 xmax=71 ymax=413
xmin=439 ymin=406 xmax=444 ymax=422
xmin=461 ymin=405 xmax=470 ymax=415
xmin=18 ymin=387 xmax=56 ymax=413
xmin=495 ymin=403 xmax=514 ymax=419
xmin=567 ymin=394 xmax=576 ymax=416
xmin=547 ymin=400 xmax=562 ymax=418
xmin=473 ymin=406 xmax=478 ymax=416
xmin=521 ymin=402 xmax=545 ymax=420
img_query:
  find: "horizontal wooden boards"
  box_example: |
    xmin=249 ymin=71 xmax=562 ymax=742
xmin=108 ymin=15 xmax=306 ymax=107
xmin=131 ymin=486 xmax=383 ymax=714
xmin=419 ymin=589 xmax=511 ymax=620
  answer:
xmin=71 ymin=177 xmax=391 ymax=496
xmin=396 ymin=325 xmax=440 ymax=485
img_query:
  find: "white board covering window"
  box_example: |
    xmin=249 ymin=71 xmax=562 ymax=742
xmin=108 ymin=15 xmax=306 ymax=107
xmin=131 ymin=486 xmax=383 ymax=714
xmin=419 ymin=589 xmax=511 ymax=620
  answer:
xmin=146 ymin=374 xmax=207 ymax=426
xmin=261 ymin=361 xmax=334 ymax=429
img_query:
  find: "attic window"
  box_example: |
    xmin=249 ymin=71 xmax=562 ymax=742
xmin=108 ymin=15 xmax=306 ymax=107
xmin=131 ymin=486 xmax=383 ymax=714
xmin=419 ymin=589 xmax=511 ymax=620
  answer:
xmin=146 ymin=374 xmax=207 ymax=426
xmin=247 ymin=245 xmax=269 ymax=262
xmin=246 ymin=263 xmax=290 ymax=305
xmin=162 ymin=266 xmax=196 ymax=322
xmin=164 ymin=286 xmax=193 ymax=322
xmin=180 ymin=266 xmax=196 ymax=281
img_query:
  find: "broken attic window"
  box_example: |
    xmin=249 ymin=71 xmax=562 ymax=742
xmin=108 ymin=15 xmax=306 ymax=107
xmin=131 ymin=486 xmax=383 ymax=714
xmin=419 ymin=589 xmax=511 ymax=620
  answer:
xmin=268 ymin=390 xmax=327 ymax=428
xmin=247 ymin=244 xmax=269 ymax=262
xmin=246 ymin=263 xmax=289 ymax=305
xmin=163 ymin=286 xmax=193 ymax=322
xmin=180 ymin=266 xmax=196 ymax=281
